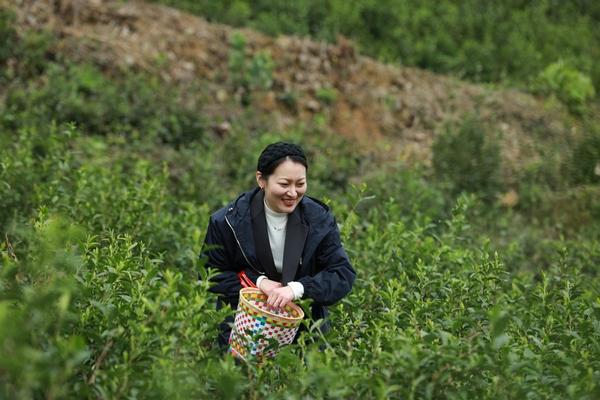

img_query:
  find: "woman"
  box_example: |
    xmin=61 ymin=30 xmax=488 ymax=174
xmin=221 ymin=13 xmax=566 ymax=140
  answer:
xmin=202 ymin=142 xmax=356 ymax=348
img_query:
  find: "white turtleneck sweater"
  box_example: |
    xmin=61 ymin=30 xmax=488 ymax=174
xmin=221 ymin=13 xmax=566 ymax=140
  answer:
xmin=264 ymin=201 xmax=287 ymax=272
xmin=256 ymin=200 xmax=304 ymax=300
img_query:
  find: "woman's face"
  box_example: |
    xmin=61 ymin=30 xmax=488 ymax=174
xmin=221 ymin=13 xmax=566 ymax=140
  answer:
xmin=257 ymin=159 xmax=307 ymax=213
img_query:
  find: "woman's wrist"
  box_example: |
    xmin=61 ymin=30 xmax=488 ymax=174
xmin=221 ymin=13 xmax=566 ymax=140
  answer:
xmin=256 ymin=275 xmax=267 ymax=290
xmin=287 ymin=281 xmax=304 ymax=300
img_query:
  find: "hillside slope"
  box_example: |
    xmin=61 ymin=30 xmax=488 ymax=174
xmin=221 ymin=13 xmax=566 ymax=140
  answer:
xmin=9 ymin=0 xmax=576 ymax=178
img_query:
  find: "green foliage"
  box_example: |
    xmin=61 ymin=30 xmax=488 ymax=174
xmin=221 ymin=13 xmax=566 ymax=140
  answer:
xmin=3 ymin=164 xmax=600 ymax=397
xmin=0 ymin=8 xmax=54 ymax=81
xmin=315 ymin=86 xmax=338 ymax=105
xmin=277 ymin=89 xmax=299 ymax=113
xmin=0 ymin=122 xmax=79 ymax=230
xmin=432 ymin=117 xmax=503 ymax=202
xmin=228 ymin=32 xmax=248 ymax=89
xmin=151 ymin=0 xmax=600 ymax=97
xmin=4 ymin=62 xmax=205 ymax=146
xmin=248 ymin=51 xmax=274 ymax=91
xmin=15 ymin=30 xmax=56 ymax=79
xmin=562 ymin=124 xmax=600 ymax=185
xmin=0 ymin=8 xmax=17 ymax=66
xmin=74 ymin=234 xmax=227 ymax=398
xmin=566 ymin=129 xmax=600 ymax=185
xmin=1 ymin=215 xmax=89 ymax=400
xmin=225 ymin=1 xmax=252 ymax=26
xmin=228 ymin=32 xmax=274 ymax=105
xmin=0 ymin=215 xmax=232 ymax=399
xmin=538 ymin=61 xmax=596 ymax=114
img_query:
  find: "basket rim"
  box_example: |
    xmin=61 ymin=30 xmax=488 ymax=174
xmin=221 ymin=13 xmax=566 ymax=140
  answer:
xmin=239 ymin=287 xmax=305 ymax=322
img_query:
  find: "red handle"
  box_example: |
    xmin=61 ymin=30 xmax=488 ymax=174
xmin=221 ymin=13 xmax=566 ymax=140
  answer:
xmin=237 ymin=271 xmax=257 ymax=288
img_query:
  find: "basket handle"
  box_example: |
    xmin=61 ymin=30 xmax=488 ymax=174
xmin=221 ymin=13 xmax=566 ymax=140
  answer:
xmin=237 ymin=270 xmax=257 ymax=288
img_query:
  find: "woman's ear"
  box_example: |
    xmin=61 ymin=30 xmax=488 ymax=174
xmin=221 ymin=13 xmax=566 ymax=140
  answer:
xmin=256 ymin=171 xmax=264 ymax=189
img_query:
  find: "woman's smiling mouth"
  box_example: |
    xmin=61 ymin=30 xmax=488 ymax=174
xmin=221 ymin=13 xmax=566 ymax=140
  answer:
xmin=282 ymin=198 xmax=297 ymax=207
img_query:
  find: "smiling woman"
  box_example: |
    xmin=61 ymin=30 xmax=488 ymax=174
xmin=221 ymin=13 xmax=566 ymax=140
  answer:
xmin=201 ymin=142 xmax=356 ymax=349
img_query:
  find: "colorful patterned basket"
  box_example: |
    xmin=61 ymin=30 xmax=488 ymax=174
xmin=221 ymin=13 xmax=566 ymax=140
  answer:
xmin=229 ymin=287 xmax=304 ymax=361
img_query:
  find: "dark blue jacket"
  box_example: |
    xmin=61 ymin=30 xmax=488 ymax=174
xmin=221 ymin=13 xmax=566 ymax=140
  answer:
xmin=202 ymin=187 xmax=356 ymax=344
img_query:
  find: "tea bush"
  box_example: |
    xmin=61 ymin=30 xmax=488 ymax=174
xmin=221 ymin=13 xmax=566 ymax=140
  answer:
xmin=2 ymin=126 xmax=600 ymax=399
xmin=1 ymin=215 xmax=234 ymax=399
xmin=0 ymin=215 xmax=89 ymax=399
xmin=0 ymin=122 xmax=79 ymax=230
xmin=2 ymin=175 xmax=600 ymax=398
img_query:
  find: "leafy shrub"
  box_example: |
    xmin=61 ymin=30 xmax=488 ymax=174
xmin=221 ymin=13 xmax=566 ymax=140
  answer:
xmin=538 ymin=60 xmax=596 ymax=114
xmin=565 ymin=129 xmax=600 ymax=185
xmin=357 ymin=163 xmax=449 ymax=230
xmin=0 ymin=215 xmax=88 ymax=400
xmin=432 ymin=117 xmax=503 ymax=202
xmin=0 ymin=8 xmax=17 ymax=66
xmin=247 ymin=51 xmax=274 ymax=91
xmin=74 ymin=234 xmax=227 ymax=398
xmin=3 ymin=172 xmax=600 ymax=398
xmin=223 ymin=1 xmax=252 ymax=26
xmin=4 ymin=63 xmax=205 ymax=146
xmin=16 ymin=30 xmax=55 ymax=79
xmin=228 ymin=33 xmax=274 ymax=105
xmin=0 ymin=122 xmax=79 ymax=230
xmin=303 ymin=135 xmax=363 ymax=199
xmin=315 ymin=86 xmax=338 ymax=105
xmin=0 ymin=215 xmax=230 ymax=399
xmin=0 ymin=8 xmax=54 ymax=81
xmin=277 ymin=89 xmax=299 ymax=113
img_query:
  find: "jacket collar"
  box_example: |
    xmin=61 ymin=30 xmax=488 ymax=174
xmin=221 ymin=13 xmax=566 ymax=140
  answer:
xmin=282 ymin=198 xmax=308 ymax=284
xmin=249 ymin=190 xmax=309 ymax=284
xmin=226 ymin=187 xmax=329 ymax=281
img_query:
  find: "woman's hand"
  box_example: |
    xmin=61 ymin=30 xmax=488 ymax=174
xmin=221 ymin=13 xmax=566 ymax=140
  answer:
xmin=258 ymin=278 xmax=282 ymax=296
xmin=267 ymin=286 xmax=295 ymax=309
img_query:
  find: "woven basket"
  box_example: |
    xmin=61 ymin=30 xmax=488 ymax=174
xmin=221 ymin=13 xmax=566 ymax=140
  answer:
xmin=229 ymin=287 xmax=304 ymax=361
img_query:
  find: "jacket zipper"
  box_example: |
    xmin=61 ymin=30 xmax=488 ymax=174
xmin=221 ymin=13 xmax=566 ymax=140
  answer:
xmin=225 ymin=210 xmax=264 ymax=275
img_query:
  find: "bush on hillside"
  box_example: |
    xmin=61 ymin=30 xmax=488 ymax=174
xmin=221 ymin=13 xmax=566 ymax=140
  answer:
xmin=228 ymin=32 xmax=274 ymax=105
xmin=4 ymin=63 xmax=205 ymax=146
xmin=432 ymin=117 xmax=503 ymax=203
xmin=0 ymin=9 xmax=54 ymax=81
xmin=537 ymin=60 xmax=596 ymax=114
xmin=566 ymin=129 xmax=600 ymax=185
xmin=0 ymin=8 xmax=17 ymax=66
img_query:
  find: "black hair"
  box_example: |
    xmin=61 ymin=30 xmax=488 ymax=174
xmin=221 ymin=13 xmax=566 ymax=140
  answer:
xmin=256 ymin=142 xmax=308 ymax=178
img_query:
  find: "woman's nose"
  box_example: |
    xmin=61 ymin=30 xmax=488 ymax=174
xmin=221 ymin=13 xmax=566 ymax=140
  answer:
xmin=287 ymin=188 xmax=297 ymax=197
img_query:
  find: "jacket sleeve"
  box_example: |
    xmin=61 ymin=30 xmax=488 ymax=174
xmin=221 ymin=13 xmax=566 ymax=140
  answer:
xmin=201 ymin=216 xmax=259 ymax=307
xmin=201 ymin=215 xmax=242 ymax=304
xmin=297 ymin=217 xmax=356 ymax=306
